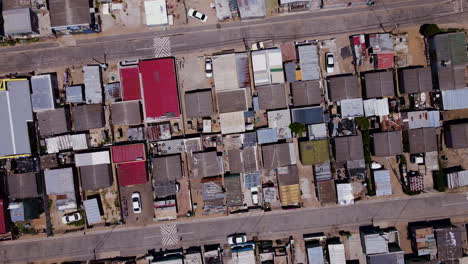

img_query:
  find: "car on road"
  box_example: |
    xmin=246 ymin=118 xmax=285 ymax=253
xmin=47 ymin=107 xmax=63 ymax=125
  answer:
xmin=62 ymin=211 xmax=82 ymax=224
xmin=188 ymin=9 xmax=208 ymax=23
xmin=205 ymin=58 xmax=213 ymax=78
xmin=227 ymin=233 xmax=247 ymax=245
xmin=132 ymin=192 xmax=142 ymax=214
xmin=326 ymin=53 xmax=334 ymax=73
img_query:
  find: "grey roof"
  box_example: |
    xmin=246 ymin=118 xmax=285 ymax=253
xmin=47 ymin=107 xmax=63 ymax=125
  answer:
xmin=2 ymin=0 xmax=31 ymax=9
xmin=8 ymin=173 xmax=39 ymax=200
xmin=291 ymin=80 xmax=322 ymax=106
xmin=185 ymin=91 xmax=214 ymax=118
xmin=374 ymin=169 xmax=392 ymax=196
xmin=31 ymin=75 xmax=56 ymax=112
xmin=224 ymin=174 xmax=243 ymax=206
xmin=110 ymin=101 xmax=142 ymax=126
xmin=262 ymin=143 xmax=295 ymax=170
xmin=257 ymin=84 xmax=288 ymax=110
xmin=48 ymin=0 xmax=91 ymax=28
xmin=442 ymin=87 xmax=468 ymax=110
xmin=364 ymin=71 xmax=395 ymax=98
xmin=216 ymin=90 xmax=247 ymax=113
xmin=291 ymin=106 xmax=324 ymax=125
xmin=334 ymin=135 xmax=364 ymax=162
xmin=340 ymin=98 xmax=364 ymax=118
xmin=215 ymin=0 xmax=231 ymax=20
xmin=363 ymin=233 xmax=389 ymax=254
xmin=432 ymin=32 xmax=467 ymax=67
xmin=284 ymin=62 xmax=297 ymax=83
xmin=307 ymin=247 xmax=324 ymax=264
xmin=367 ymin=251 xmax=404 ymax=264
xmin=83 ymin=66 xmax=102 ymax=104
xmin=228 ymin=147 xmax=257 ymax=174
xmin=83 ymin=198 xmax=102 ymax=225
xmin=237 ymin=0 xmax=266 ymax=19
xmin=66 ymin=85 xmax=84 ymax=103
xmin=72 ymin=104 xmax=105 ymax=131
xmin=2 ymin=8 xmax=35 ymax=35
xmin=153 ymin=155 xmax=182 ymax=197
xmin=400 ymin=67 xmax=433 ymax=94
xmin=437 ymin=65 xmax=466 ymax=91
xmin=368 ymin=33 xmax=394 ymax=52
xmin=277 ymin=165 xmax=299 ymax=186
xmin=191 ymin=152 xmax=223 ymax=178
xmin=257 ymin=128 xmax=278 ymax=144
xmin=328 ymin=75 xmax=360 ymax=101
xmin=434 ymin=226 xmax=463 ymax=261
xmin=79 ymin=164 xmax=113 ymax=191
xmin=445 ymin=123 xmax=468 ymax=149
xmin=44 ymin=168 xmax=75 ymax=195
xmin=407 ymin=128 xmax=438 ymax=154
xmin=0 ymin=80 xmax=33 ymax=157
xmin=244 ymin=171 xmax=261 ymax=189
xmin=373 ymin=131 xmax=403 ymax=157
xmin=37 ymin=108 xmax=70 ymax=137
xmin=298 ymin=45 xmax=319 ymax=81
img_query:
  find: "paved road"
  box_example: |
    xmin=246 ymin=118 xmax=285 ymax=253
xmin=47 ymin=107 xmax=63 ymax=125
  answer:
xmin=0 ymin=0 xmax=466 ymax=74
xmin=1 ymin=193 xmax=468 ymax=263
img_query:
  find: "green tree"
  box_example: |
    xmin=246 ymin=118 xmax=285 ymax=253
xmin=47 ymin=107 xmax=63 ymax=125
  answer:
xmin=419 ymin=24 xmax=441 ymax=38
xmin=289 ymin=122 xmax=306 ymax=136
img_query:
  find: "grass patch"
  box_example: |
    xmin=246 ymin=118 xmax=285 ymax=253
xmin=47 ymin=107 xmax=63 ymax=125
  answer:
xmin=355 ymin=117 xmax=370 ymax=130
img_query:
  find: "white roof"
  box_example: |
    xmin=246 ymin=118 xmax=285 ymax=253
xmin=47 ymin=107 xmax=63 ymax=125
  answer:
xmin=336 ymin=183 xmax=354 ymax=205
xmin=252 ymin=49 xmax=284 ymax=86
xmin=75 ymin=151 xmax=110 ymax=167
xmin=328 ymin=244 xmax=346 ymax=264
xmin=447 ymin=170 xmax=468 ymax=189
xmin=44 ymin=168 xmax=75 ymax=195
xmin=46 ymin=134 xmax=88 ymax=154
xmin=83 ymin=198 xmax=102 ymax=224
xmin=83 ymin=65 xmax=102 ymax=104
xmin=363 ymin=98 xmax=389 ymax=117
xmin=442 ymin=87 xmax=468 ymax=110
xmin=220 ymin=111 xmax=246 ymax=134
xmin=374 ymin=169 xmax=392 ymax=196
xmin=340 ymin=98 xmax=364 ymax=118
xmin=268 ymin=109 xmax=291 ymax=128
xmin=144 ymin=0 xmax=168 ymax=26
xmin=213 ymin=54 xmax=240 ymax=91
xmin=308 ymin=123 xmax=328 ymax=140
xmin=405 ymin=110 xmax=440 ymax=129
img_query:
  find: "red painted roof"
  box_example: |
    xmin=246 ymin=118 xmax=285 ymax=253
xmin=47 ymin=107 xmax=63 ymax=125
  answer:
xmin=377 ymin=53 xmax=395 ymax=69
xmin=139 ymin=58 xmax=180 ymax=121
xmin=0 ymin=200 xmax=6 ymax=234
xmin=117 ymin=161 xmax=147 ymax=186
xmin=111 ymin=144 xmax=145 ymax=163
xmin=120 ymin=67 xmax=142 ymax=101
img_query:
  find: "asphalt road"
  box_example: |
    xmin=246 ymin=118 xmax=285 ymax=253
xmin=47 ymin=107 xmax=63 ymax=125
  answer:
xmin=0 ymin=0 xmax=466 ymax=74
xmin=1 ymin=193 xmax=468 ymax=263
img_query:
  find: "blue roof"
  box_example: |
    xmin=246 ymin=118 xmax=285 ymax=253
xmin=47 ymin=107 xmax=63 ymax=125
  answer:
xmin=292 ymin=106 xmax=324 ymax=125
xmin=257 ymin=128 xmax=278 ymax=144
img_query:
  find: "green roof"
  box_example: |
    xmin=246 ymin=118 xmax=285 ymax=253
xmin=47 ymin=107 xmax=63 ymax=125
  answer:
xmin=299 ymin=140 xmax=330 ymax=165
xmin=433 ymin=32 xmax=467 ymax=66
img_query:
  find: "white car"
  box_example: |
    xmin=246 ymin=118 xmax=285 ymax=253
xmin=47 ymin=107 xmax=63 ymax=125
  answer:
xmin=187 ymin=8 xmax=208 ymax=23
xmin=227 ymin=234 xmax=247 ymax=245
xmin=326 ymin=53 xmax=334 ymax=73
xmin=205 ymin=58 xmax=213 ymax=78
xmin=132 ymin=192 xmax=142 ymax=214
xmin=62 ymin=211 xmax=82 ymax=224
xmin=251 ymin=187 xmax=259 ymax=205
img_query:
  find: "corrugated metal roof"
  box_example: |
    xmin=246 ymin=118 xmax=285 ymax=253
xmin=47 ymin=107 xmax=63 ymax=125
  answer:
xmin=298 ymin=45 xmax=319 ymax=81
xmin=185 ymin=91 xmax=214 ymax=118
xmin=284 ymin=62 xmax=297 ymax=83
xmin=237 ymin=0 xmax=266 ymax=18
xmin=363 ymin=98 xmax=389 ymax=117
xmin=408 ymin=128 xmax=438 ymax=154
xmin=336 ymin=183 xmax=353 ymax=205
xmin=281 ymin=42 xmax=297 ymax=62
xmin=117 ymin=161 xmax=147 ymax=186
xmin=364 ymin=71 xmax=395 ymax=98
xmin=225 ymin=174 xmax=243 ymax=206
xmin=374 ymin=169 xmax=392 ymax=196
xmin=406 ymin=110 xmax=440 ymax=129
xmin=252 ymin=49 xmax=284 ymax=86
xmin=292 ymin=106 xmax=324 ymax=125
xmin=83 ymin=198 xmax=102 ymax=224
xmin=307 ymin=246 xmax=324 ymax=264
xmin=446 ymin=123 xmax=468 ymax=149
xmin=328 ymin=244 xmax=346 ymax=264
xmin=316 ymin=179 xmax=336 ymax=203
xmin=334 ymin=135 xmax=364 ymax=162
xmin=292 ymin=80 xmax=322 ymax=106
xmin=442 ymin=87 xmax=468 ymax=110
xmin=72 ymin=104 xmax=105 ymax=131
xmin=217 ymin=89 xmax=248 ymax=113
xmin=373 ymin=131 xmax=403 ymax=157
xmin=191 ymin=152 xmax=224 ymax=178
xmin=79 ymin=164 xmax=113 ymax=191
xmin=105 ymin=82 xmax=121 ymax=101
xmin=2 ymin=8 xmax=34 ymax=35
xmin=328 ymin=75 xmax=360 ymax=102
xmin=75 ymin=151 xmax=110 ymax=167
xmin=31 ymin=75 xmax=55 ymax=112
xmin=0 ymin=200 xmax=5 ymax=234
xmin=432 ymin=32 xmax=467 ymax=66
xmin=236 ymin=52 xmax=251 ymax=88
xmin=215 ymin=0 xmax=231 ymax=20
xmin=308 ymin=123 xmax=328 ymax=140
xmin=44 ymin=168 xmax=75 ymax=195
xmin=46 ymin=134 xmax=88 ymax=153
xmin=111 ymin=144 xmax=145 ymax=163
xmin=48 ymin=0 xmax=90 ymax=28
xmin=111 ymin=100 xmax=142 ymax=126
xmin=279 ymin=184 xmax=300 ymax=206
xmin=66 ymin=85 xmax=84 ymax=103
xmin=369 ymin=33 xmax=394 ymax=52
xmin=0 ymin=80 xmax=33 ymax=157
xmin=9 ymin=202 xmax=25 ymax=222
xmin=447 ymin=170 xmax=468 ymax=188
xmin=300 ymin=140 xmax=330 ymax=165
xmin=213 ymin=54 xmax=240 ymax=91
xmin=363 ymin=233 xmax=389 ymax=254
xmin=314 ymin=162 xmax=332 ymax=181
xmin=120 ymin=66 xmax=142 ymax=101
xmin=257 ymin=128 xmax=278 ymax=144
xmin=7 ymin=173 xmax=39 ymax=200
xmin=220 ymin=111 xmax=246 ymax=134
xmin=244 ymin=171 xmax=261 ymax=188
xmin=83 ymin=66 xmax=103 ymax=104
xmin=262 ymin=142 xmax=296 ymax=170
xmin=400 ymin=67 xmax=433 ymax=94
xmin=340 ymin=98 xmax=364 ymax=118
xmin=257 ymin=84 xmax=288 ymax=110
xmin=37 ymin=108 xmax=70 ymax=137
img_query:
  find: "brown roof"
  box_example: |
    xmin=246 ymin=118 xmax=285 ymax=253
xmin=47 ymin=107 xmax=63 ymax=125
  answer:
xmin=316 ymin=180 xmax=337 ymax=204
xmin=227 ymin=147 xmax=257 ymax=174
xmin=185 ymin=90 xmax=214 ymax=118
xmin=328 ymin=75 xmax=360 ymax=101
xmin=216 ymin=90 xmax=247 ymax=113
xmin=111 ymin=101 xmax=142 ymax=126
xmin=72 ymin=104 xmax=105 ymax=131
xmin=438 ymin=65 xmax=466 ymax=91
xmin=257 ymin=84 xmax=288 ymax=110
xmin=48 ymin=0 xmax=91 ymax=28
xmin=400 ymin=67 xmax=433 ymax=94
xmin=364 ymin=71 xmax=395 ymax=98
xmin=291 ymin=80 xmax=322 ymax=106
xmin=7 ymin=172 xmax=39 ymax=200
xmin=373 ymin=131 xmax=403 ymax=157
xmin=79 ymin=164 xmax=113 ymax=191
xmin=281 ymin=42 xmax=297 ymax=62
xmin=153 ymin=155 xmax=182 ymax=197
xmin=407 ymin=128 xmax=438 ymax=154
xmin=445 ymin=123 xmax=468 ymax=149
xmin=334 ymin=135 xmax=364 ymax=162
xmin=191 ymin=151 xmax=223 ymax=178
xmin=262 ymin=143 xmax=295 ymax=170
xmin=277 ymin=165 xmax=299 ymax=186
xmin=37 ymin=108 xmax=70 ymax=137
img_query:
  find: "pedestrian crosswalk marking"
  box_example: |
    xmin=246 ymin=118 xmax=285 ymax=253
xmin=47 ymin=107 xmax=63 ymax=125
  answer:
xmin=160 ymin=224 xmax=179 ymax=246
xmin=153 ymin=37 xmax=172 ymax=58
